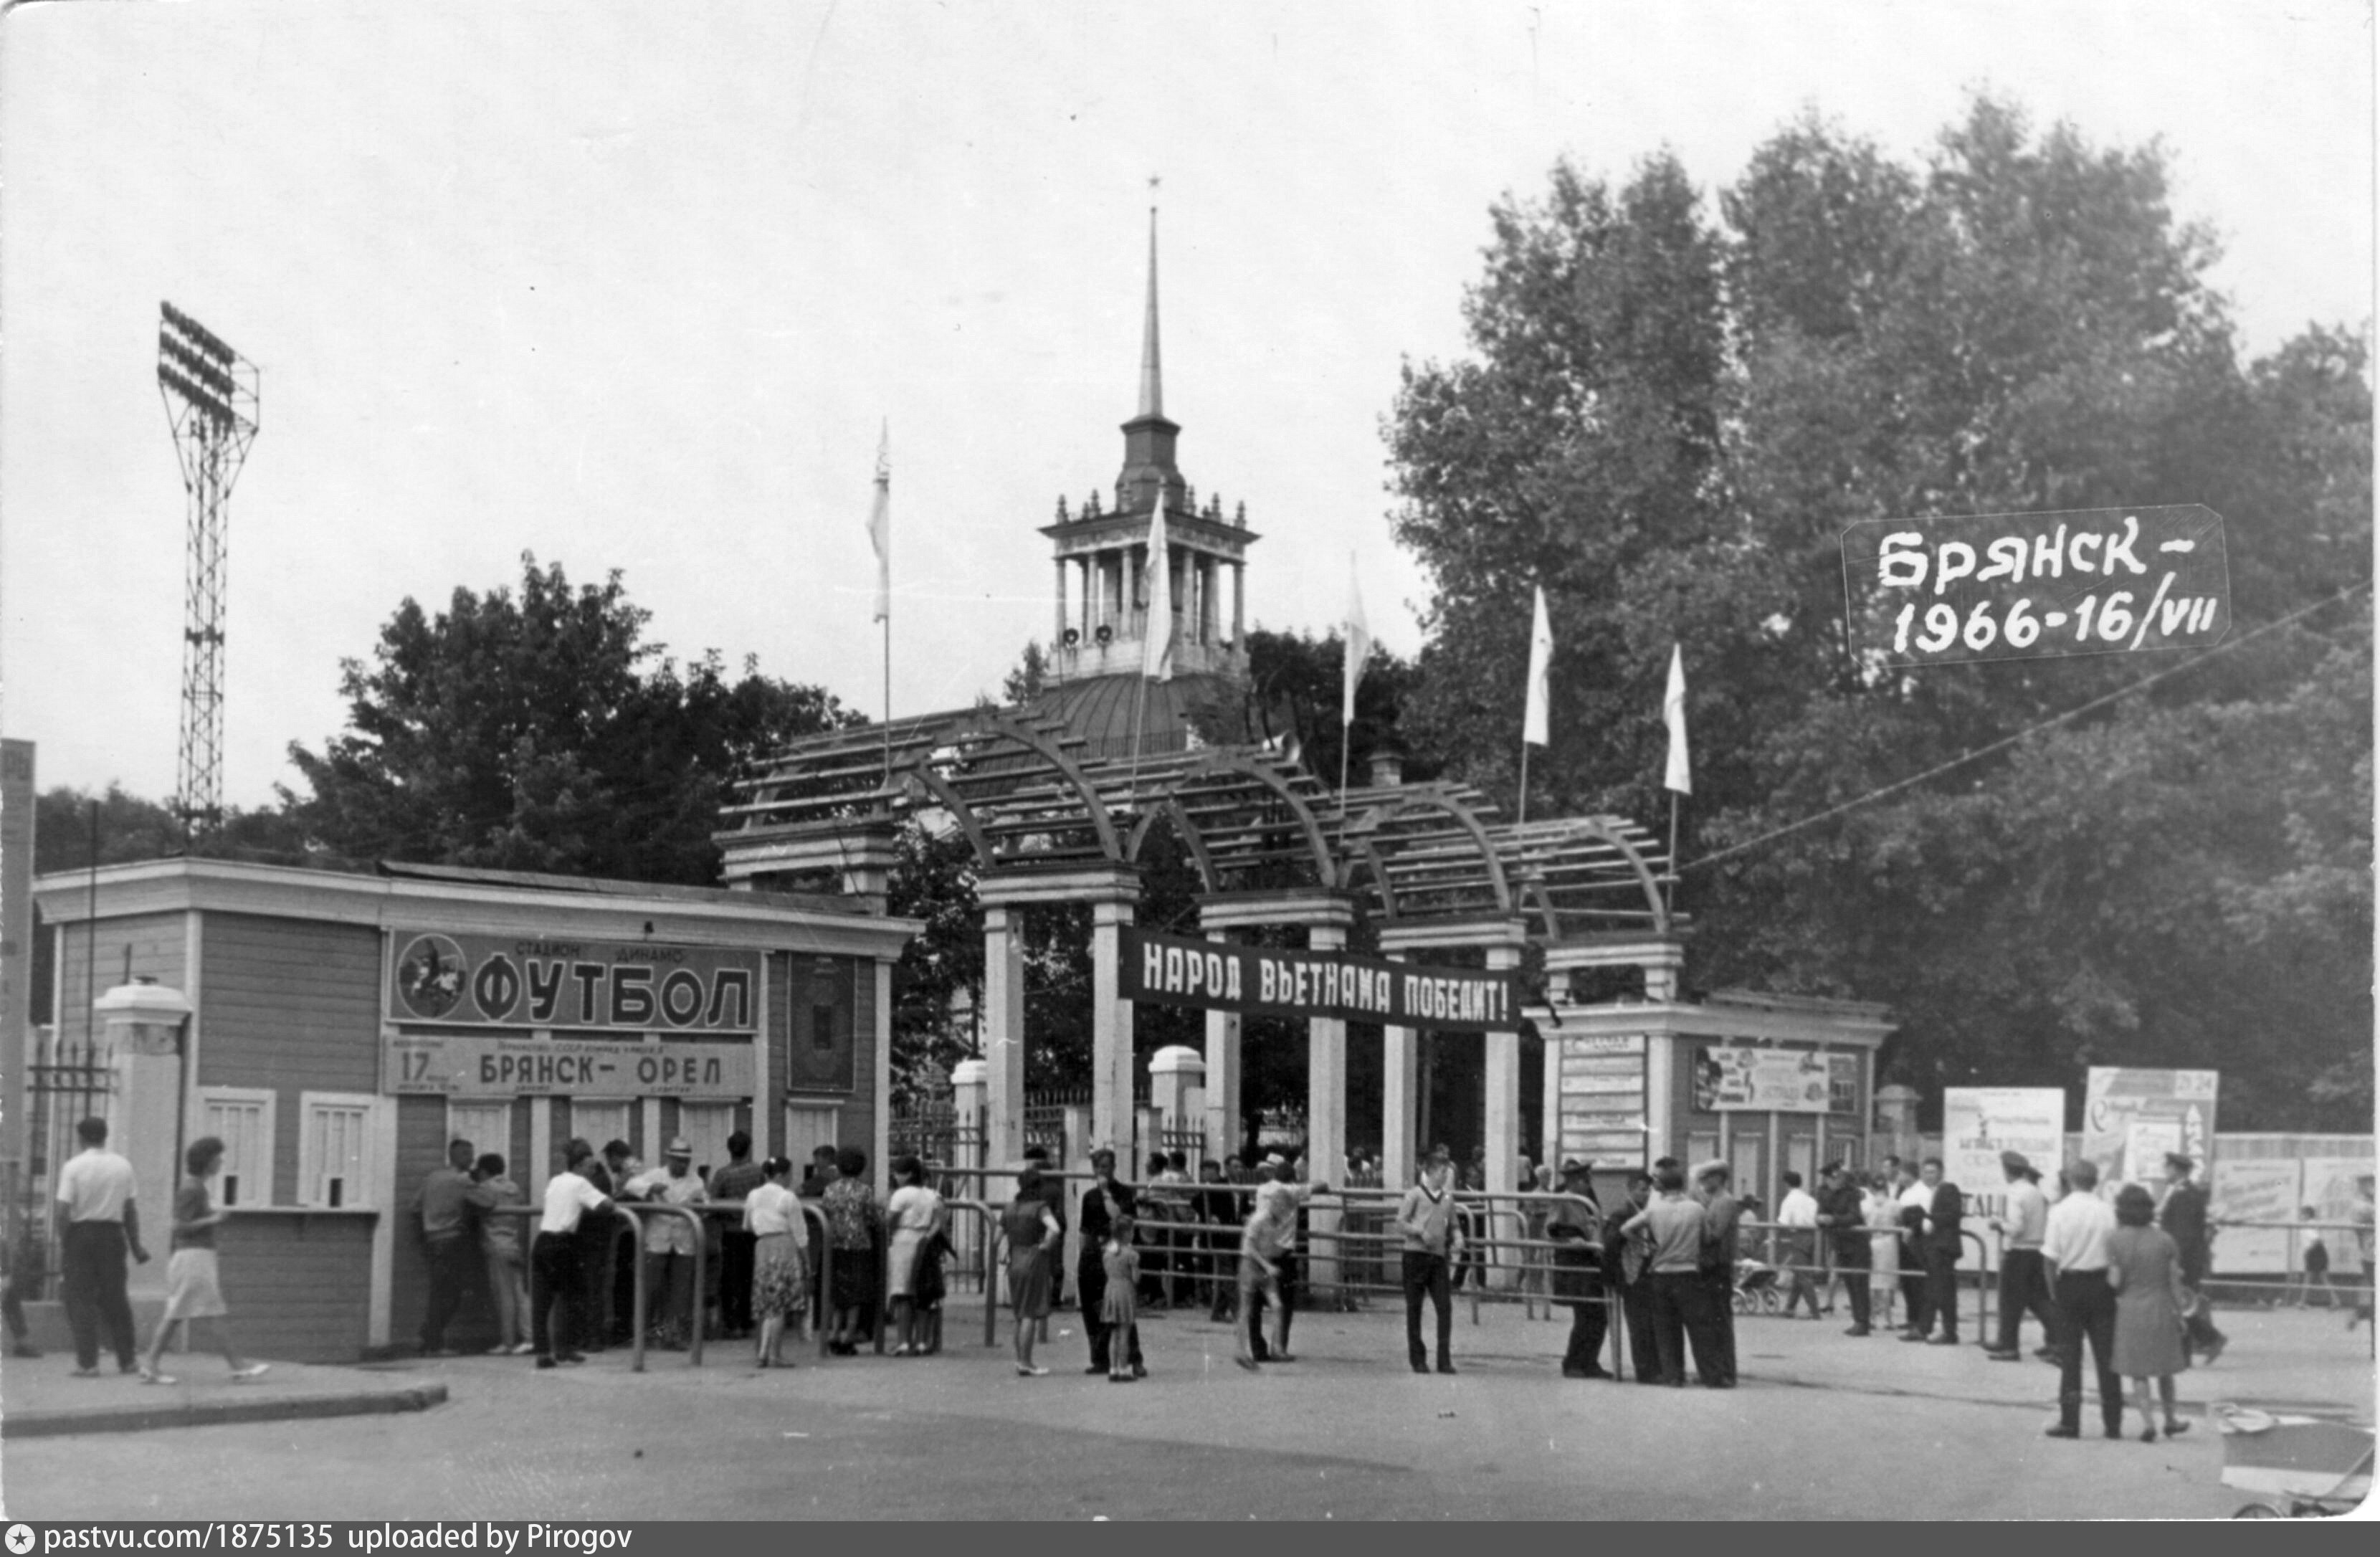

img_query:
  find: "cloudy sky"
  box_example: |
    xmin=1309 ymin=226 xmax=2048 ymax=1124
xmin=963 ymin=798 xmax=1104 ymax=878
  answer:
xmin=1 ymin=0 xmax=2369 ymax=810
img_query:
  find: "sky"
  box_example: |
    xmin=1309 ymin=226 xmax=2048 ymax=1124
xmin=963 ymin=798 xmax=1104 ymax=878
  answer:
xmin=1 ymin=0 xmax=2371 ymax=811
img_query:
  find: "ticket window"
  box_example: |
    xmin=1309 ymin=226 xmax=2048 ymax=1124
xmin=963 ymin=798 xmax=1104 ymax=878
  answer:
xmin=785 ymin=1103 xmax=842 ymax=1189
xmin=447 ymin=1102 xmax=512 ymax=1176
xmin=1730 ymin=1134 xmax=1764 ymax=1209
xmin=1786 ymin=1136 xmax=1817 ymax=1189
xmin=678 ymin=1103 xmax=736 ymax=1182
xmin=572 ymin=1101 xmax=634 ymax=1168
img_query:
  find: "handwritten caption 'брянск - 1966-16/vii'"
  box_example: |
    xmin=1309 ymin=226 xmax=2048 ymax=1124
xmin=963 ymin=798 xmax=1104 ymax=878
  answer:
xmin=1839 ymin=504 xmax=2231 ymax=668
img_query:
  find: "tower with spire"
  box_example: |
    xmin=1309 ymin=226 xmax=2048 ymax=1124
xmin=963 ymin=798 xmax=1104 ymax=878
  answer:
xmin=1034 ymin=204 xmax=1257 ymax=753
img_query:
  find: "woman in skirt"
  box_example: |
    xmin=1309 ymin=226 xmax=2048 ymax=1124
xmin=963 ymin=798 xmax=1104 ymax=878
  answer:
xmin=883 ymin=1155 xmax=946 ymax=1356
xmin=138 ymin=1136 xmax=269 ymax=1385
xmin=743 ymin=1156 xmax=808 ymax=1368
xmin=1003 ymin=1168 xmax=1062 ymax=1376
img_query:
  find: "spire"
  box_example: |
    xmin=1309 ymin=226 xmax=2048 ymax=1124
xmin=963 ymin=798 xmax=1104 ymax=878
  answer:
xmin=1137 ymin=203 xmax=1163 ymax=420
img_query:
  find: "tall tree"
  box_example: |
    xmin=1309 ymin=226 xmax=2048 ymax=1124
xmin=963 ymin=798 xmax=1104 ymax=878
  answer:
xmin=1387 ymin=96 xmax=2371 ymax=1128
xmin=284 ymin=553 xmax=861 ymax=883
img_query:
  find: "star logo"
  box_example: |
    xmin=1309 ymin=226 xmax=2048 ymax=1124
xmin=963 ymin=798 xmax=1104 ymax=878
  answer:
xmin=7 ymin=1523 xmax=37 ymax=1554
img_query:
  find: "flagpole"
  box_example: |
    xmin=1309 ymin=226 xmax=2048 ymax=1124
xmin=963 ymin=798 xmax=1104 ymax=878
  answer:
xmin=882 ymin=613 xmax=892 ymax=786
xmin=1665 ymin=789 xmax=1680 ymax=917
xmin=1517 ymin=743 xmax=1531 ymax=827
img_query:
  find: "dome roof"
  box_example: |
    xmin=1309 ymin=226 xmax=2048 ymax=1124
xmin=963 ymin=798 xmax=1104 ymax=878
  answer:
xmin=1027 ymin=672 xmax=1234 ymax=763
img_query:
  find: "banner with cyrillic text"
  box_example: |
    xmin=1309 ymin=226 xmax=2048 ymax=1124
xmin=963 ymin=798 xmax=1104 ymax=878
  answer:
xmin=386 ymin=1031 xmax=756 ymax=1098
xmin=386 ymin=931 xmax=760 ymax=1032
xmin=1118 ymin=927 xmax=1523 ymax=1033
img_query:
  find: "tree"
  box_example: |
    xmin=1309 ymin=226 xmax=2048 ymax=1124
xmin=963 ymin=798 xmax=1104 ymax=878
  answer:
xmin=1387 ymin=96 xmax=2371 ymax=1128
xmin=284 ymin=553 xmax=862 ymax=883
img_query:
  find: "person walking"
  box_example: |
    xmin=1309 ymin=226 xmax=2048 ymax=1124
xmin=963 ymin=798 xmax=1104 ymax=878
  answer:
xmin=532 ymin=1141 xmax=611 ymax=1369
xmin=1548 ymin=1159 xmax=1610 ymax=1379
xmin=1396 ymin=1144 xmax=1463 ymax=1375
xmin=135 ymin=1136 xmax=270 ymax=1385
xmin=743 ymin=1156 xmax=807 ymax=1368
xmin=708 ymin=1130 xmax=768 ymax=1343
xmin=1984 ymin=1151 xmax=2057 ymax=1361
xmin=2107 ymin=1184 xmax=2193 ymax=1443
xmin=884 ymin=1155 xmax=946 ymax=1356
xmin=1815 ymin=1163 xmax=1872 ymax=1335
xmin=1605 ymin=1170 xmax=1662 ymax=1383
xmin=2042 ymin=1158 xmax=2126 ymax=1440
xmin=1003 ymin=1168 xmax=1062 ymax=1376
xmin=2156 ymin=1153 xmax=2226 ymax=1365
xmin=469 ymin=1153 xmax=533 ymax=1356
xmin=1774 ymin=1171 xmax=1824 ymax=1320
xmin=56 ymin=1116 xmax=151 ymax=1377
xmin=411 ymin=1138 xmax=481 ymax=1357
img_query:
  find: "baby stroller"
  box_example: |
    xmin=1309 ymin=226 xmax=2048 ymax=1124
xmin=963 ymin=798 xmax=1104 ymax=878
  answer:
xmin=1731 ymin=1257 xmax=1786 ymax=1315
xmin=2216 ymin=1404 xmax=2374 ymax=1518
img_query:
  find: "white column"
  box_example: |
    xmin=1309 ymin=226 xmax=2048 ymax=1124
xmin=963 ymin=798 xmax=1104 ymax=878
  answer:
xmin=1149 ymin=1046 xmax=1204 ymax=1144
xmin=1484 ymin=943 xmax=1522 ymax=1290
xmin=983 ymin=907 xmax=1026 ymax=1177
xmin=1232 ymin=562 xmax=1245 ymax=645
xmin=872 ymin=960 xmax=892 ymax=1196
xmin=1306 ymin=924 xmax=1348 ymax=1292
xmin=951 ymin=1057 xmax=988 ymax=1265
xmin=1090 ymin=897 xmax=1136 ymax=1155
xmin=1382 ymin=955 xmax=1417 ymax=1191
xmin=1053 ymin=559 xmax=1068 ymax=648
xmin=1203 ymin=930 xmax=1242 ymax=1168
xmin=1541 ymin=1030 xmax=1563 ymax=1174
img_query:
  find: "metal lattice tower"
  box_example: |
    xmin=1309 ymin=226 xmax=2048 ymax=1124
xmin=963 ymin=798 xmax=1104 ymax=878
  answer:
xmin=156 ymin=302 xmax=260 ymax=840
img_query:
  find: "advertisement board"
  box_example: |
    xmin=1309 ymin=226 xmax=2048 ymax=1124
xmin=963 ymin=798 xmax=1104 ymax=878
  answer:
xmin=386 ymin=930 xmax=760 ymax=1032
xmin=1556 ymin=1034 xmax=1647 ymax=1165
xmin=1120 ymin=926 xmax=1521 ymax=1033
xmin=1692 ymin=1045 xmax=1829 ymax=1114
xmin=385 ymin=1031 xmax=756 ymax=1099
xmin=2209 ymin=1159 xmax=2302 ymax=1275
xmin=1942 ymin=1088 xmax=2067 ymax=1251
xmin=2082 ymin=1067 xmax=2218 ymax=1194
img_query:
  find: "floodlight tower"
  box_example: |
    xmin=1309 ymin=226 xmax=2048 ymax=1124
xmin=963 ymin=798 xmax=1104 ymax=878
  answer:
xmin=156 ymin=302 xmax=260 ymax=841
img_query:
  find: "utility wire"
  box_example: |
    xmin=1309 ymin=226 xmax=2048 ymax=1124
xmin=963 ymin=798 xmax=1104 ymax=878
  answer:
xmin=1682 ymin=578 xmax=2371 ymax=875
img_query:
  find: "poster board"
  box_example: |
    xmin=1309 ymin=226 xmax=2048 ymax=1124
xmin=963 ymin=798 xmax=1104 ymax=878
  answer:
xmin=1693 ymin=1045 xmax=1829 ymax=1113
xmin=2208 ymin=1159 xmax=2300 ymax=1275
xmin=2082 ymin=1067 xmax=2218 ymax=1194
xmin=1943 ymin=1087 xmax=2065 ymax=1272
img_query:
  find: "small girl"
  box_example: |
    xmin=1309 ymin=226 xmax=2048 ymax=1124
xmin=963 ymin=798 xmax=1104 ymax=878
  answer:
xmin=913 ymin=1227 xmax=950 ymax=1355
xmin=1102 ymin=1215 xmax=1141 ymax=1382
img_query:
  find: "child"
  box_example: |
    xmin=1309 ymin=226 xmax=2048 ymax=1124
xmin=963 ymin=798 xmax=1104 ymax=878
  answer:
xmin=913 ymin=1227 xmax=949 ymax=1355
xmin=2296 ymin=1207 xmax=2332 ymax=1309
xmin=1102 ymin=1215 xmax=1141 ymax=1381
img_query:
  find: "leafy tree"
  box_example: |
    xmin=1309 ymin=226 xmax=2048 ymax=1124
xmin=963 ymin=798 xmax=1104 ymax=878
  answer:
xmin=283 ymin=553 xmax=862 ymax=884
xmin=886 ymin=821 xmax=983 ymax=1111
xmin=1387 ymin=95 xmax=2371 ymax=1128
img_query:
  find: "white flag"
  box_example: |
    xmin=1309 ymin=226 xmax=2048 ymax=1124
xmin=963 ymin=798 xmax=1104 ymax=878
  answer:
xmin=1141 ymin=488 xmax=1174 ymax=681
xmin=1342 ymin=556 xmax=1371 ymax=724
xmin=1663 ymin=643 xmax=1691 ymax=795
xmin=1523 ymin=586 xmax=1553 ymax=746
xmin=867 ymin=420 xmax=890 ymax=624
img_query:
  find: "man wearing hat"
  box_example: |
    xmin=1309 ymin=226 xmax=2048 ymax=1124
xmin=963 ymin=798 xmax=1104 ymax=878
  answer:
xmin=1077 ymin=1147 xmax=1144 ymax=1377
xmin=1984 ymin=1151 xmax=2057 ymax=1361
xmin=624 ymin=1138 xmax=709 ymax=1348
xmin=1604 ymin=1169 xmax=1663 ymax=1381
xmin=1396 ymin=1144 xmax=1465 ymax=1374
xmin=1547 ymin=1159 xmax=1611 ymax=1379
xmin=1814 ymin=1163 xmax=1873 ymax=1335
xmin=2156 ymin=1153 xmax=2226 ymax=1365
xmin=1691 ymin=1160 xmax=1740 ymax=1386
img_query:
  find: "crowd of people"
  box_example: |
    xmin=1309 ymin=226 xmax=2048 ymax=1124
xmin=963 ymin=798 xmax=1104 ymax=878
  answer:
xmin=33 ymin=1107 xmax=2373 ymax=1419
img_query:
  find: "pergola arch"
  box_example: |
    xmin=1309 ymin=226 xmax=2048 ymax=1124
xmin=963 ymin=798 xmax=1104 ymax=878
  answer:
xmin=1125 ymin=797 xmax=1219 ymax=892
xmin=1339 ymin=786 xmax=1513 ymax=917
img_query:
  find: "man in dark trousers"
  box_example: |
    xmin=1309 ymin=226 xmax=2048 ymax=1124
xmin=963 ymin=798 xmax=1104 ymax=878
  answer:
xmin=1900 ymin=1157 xmax=1964 ymax=1345
xmin=1077 ymin=1148 xmax=1143 ymax=1377
xmin=1815 ymin=1161 xmax=1873 ymax=1335
xmin=411 ymin=1138 xmax=480 ymax=1356
xmin=2042 ymin=1158 xmax=2124 ymax=1439
xmin=1548 ymin=1159 xmax=1610 ymax=1378
xmin=1692 ymin=1160 xmax=1739 ymax=1387
xmin=708 ymin=1130 xmax=768 ymax=1341
xmin=55 ymin=1117 xmax=151 ymax=1376
xmin=1604 ymin=1169 xmax=1662 ymax=1383
xmin=1396 ymin=1144 xmax=1463 ymax=1374
xmin=1985 ymin=1151 xmax=2057 ymax=1360
xmin=2157 ymin=1153 xmax=2227 ymax=1364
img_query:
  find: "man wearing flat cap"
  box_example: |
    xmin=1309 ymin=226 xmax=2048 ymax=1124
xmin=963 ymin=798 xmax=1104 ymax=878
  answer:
xmin=1815 ymin=1163 xmax=1873 ymax=1335
xmin=2157 ymin=1153 xmax=2226 ymax=1364
xmin=1396 ymin=1144 xmax=1463 ymax=1374
xmin=1547 ymin=1159 xmax=1612 ymax=1378
xmin=624 ymin=1138 xmax=708 ymax=1348
xmin=1692 ymin=1160 xmax=1740 ymax=1386
xmin=1984 ymin=1151 xmax=2057 ymax=1360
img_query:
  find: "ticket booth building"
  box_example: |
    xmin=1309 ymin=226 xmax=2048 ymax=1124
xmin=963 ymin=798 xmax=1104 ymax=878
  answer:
xmin=32 ymin=857 xmax=914 ymax=1361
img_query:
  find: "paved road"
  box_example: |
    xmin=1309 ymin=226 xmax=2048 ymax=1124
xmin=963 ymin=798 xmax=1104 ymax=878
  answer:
xmin=5 ymin=1303 xmax=2370 ymax=1520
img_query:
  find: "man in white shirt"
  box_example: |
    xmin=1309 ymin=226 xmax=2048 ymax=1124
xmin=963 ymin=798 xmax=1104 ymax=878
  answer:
xmin=56 ymin=1117 xmax=151 ymax=1376
xmin=624 ymin=1138 xmax=708 ymax=1348
xmin=1984 ymin=1151 xmax=2058 ymax=1361
xmin=1774 ymin=1171 xmax=1824 ymax=1320
xmin=532 ymin=1140 xmax=613 ymax=1368
xmin=1893 ymin=1161 xmax=1933 ymax=1337
xmin=2040 ymin=1158 xmax=2123 ymax=1439
xmin=1396 ymin=1145 xmax=1464 ymax=1374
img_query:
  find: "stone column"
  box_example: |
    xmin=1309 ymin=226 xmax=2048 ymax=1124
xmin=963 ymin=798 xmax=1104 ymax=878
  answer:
xmin=1149 ymin=1045 xmax=1204 ymax=1146
xmin=1305 ymin=924 xmax=1348 ymax=1293
xmin=1203 ymin=929 xmax=1242 ymax=1167
xmin=951 ymin=1057 xmax=989 ymax=1269
xmin=1381 ymin=953 xmax=1417 ymax=1191
xmin=982 ymin=907 xmax=1026 ymax=1181
xmin=1231 ymin=562 xmax=1245 ymax=646
xmin=1053 ymin=558 xmax=1067 ymax=647
xmin=1484 ymin=943 xmax=1523 ymax=1290
xmin=1090 ymin=897 xmax=1136 ymax=1156
xmin=1542 ymin=1032 xmax=1563 ymax=1175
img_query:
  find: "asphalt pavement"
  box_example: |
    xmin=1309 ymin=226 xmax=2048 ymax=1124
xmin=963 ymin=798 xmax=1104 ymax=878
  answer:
xmin=3 ymin=1299 xmax=2371 ymax=1520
